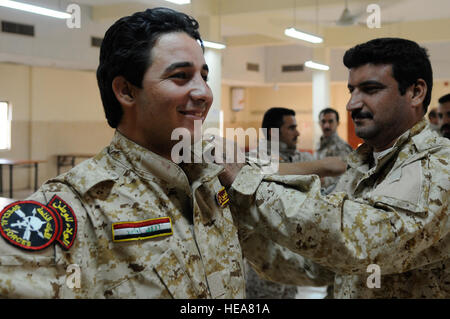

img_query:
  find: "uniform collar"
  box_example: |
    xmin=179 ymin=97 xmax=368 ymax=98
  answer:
xmin=110 ymin=131 xmax=224 ymax=188
xmin=319 ymin=132 xmax=340 ymax=149
xmin=347 ymin=118 xmax=428 ymax=172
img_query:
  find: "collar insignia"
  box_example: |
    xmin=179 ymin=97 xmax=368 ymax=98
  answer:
xmin=216 ymin=186 xmax=230 ymax=208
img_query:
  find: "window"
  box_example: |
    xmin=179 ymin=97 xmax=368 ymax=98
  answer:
xmin=0 ymin=101 xmax=11 ymax=150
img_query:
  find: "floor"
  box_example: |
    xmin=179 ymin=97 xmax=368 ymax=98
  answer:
xmin=295 ymin=286 xmax=328 ymax=299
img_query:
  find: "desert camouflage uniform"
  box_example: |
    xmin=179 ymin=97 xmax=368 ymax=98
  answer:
xmin=230 ymin=119 xmax=450 ymax=298
xmin=245 ymin=141 xmax=316 ymax=299
xmin=0 ymin=131 xmax=248 ymax=298
xmin=315 ymin=133 xmax=353 ymax=193
xmin=0 ymin=131 xmax=319 ymax=298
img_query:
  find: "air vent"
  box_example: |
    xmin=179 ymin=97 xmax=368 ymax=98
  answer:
xmin=1 ymin=21 xmax=34 ymax=37
xmin=91 ymin=36 xmax=103 ymax=48
xmin=246 ymin=62 xmax=259 ymax=72
xmin=281 ymin=64 xmax=304 ymax=72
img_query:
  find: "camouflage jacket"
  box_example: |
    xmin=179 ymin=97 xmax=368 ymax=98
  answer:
xmin=315 ymin=133 xmax=353 ymax=191
xmin=245 ymin=141 xmax=319 ymax=299
xmin=0 ymin=131 xmax=248 ymax=298
xmin=279 ymin=142 xmax=314 ymax=163
xmin=230 ymin=119 xmax=450 ymax=298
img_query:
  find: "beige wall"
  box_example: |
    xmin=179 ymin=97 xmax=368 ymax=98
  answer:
xmin=221 ymin=83 xmax=351 ymax=151
xmin=0 ymin=63 xmax=113 ymax=195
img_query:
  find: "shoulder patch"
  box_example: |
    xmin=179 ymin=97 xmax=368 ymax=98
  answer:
xmin=47 ymin=195 xmax=77 ymax=250
xmin=0 ymin=201 xmax=59 ymax=251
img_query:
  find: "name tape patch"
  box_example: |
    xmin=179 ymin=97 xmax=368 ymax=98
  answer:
xmin=112 ymin=217 xmax=173 ymax=242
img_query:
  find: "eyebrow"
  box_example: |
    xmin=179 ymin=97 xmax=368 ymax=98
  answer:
xmin=348 ymin=80 xmax=385 ymax=89
xmin=164 ymin=62 xmax=209 ymax=73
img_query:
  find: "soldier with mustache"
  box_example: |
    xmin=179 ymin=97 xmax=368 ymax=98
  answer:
xmin=220 ymin=38 xmax=450 ymax=298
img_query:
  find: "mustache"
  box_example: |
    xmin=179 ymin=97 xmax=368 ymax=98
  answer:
xmin=352 ymin=109 xmax=373 ymax=120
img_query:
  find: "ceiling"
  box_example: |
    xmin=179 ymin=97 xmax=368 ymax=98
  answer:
xmin=67 ymin=0 xmax=450 ymax=48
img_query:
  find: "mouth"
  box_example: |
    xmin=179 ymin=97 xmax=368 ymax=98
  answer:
xmin=178 ymin=110 xmax=205 ymax=121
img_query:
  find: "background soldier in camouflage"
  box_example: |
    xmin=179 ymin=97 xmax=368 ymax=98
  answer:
xmin=315 ymin=108 xmax=353 ymax=194
xmin=437 ymin=93 xmax=450 ymax=139
xmin=221 ymin=38 xmax=450 ymax=298
xmin=427 ymin=108 xmax=440 ymax=133
xmin=244 ymin=107 xmax=314 ymax=299
xmin=262 ymin=107 xmax=314 ymax=163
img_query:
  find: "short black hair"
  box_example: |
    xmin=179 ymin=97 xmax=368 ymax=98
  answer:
xmin=261 ymin=107 xmax=295 ymax=139
xmin=319 ymin=107 xmax=340 ymax=123
xmin=96 ymin=7 xmax=203 ymax=128
xmin=438 ymin=93 xmax=450 ymax=104
xmin=343 ymin=38 xmax=433 ymax=113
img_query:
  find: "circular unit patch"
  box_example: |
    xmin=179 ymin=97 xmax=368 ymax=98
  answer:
xmin=0 ymin=200 xmax=59 ymax=251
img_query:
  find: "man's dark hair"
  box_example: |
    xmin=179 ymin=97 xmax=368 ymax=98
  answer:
xmin=96 ymin=7 xmax=203 ymax=128
xmin=262 ymin=107 xmax=295 ymax=139
xmin=319 ymin=107 xmax=340 ymax=123
xmin=438 ymin=93 xmax=450 ymax=104
xmin=343 ymin=37 xmax=433 ymax=113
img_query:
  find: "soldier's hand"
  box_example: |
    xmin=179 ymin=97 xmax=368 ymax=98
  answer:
xmin=320 ymin=157 xmax=347 ymax=176
xmin=218 ymin=162 xmax=245 ymax=188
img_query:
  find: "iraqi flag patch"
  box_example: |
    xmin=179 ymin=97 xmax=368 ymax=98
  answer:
xmin=112 ymin=217 xmax=173 ymax=242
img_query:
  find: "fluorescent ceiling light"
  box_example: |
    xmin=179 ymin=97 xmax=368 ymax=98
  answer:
xmin=284 ymin=27 xmax=323 ymax=44
xmin=163 ymin=0 xmax=191 ymax=4
xmin=0 ymin=0 xmax=71 ymax=19
xmin=305 ymin=60 xmax=330 ymax=71
xmin=203 ymin=40 xmax=226 ymax=50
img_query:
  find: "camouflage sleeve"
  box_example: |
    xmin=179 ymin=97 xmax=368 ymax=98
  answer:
xmin=0 ymin=190 xmax=63 ymax=298
xmin=236 ymin=226 xmax=335 ymax=287
xmin=229 ymin=151 xmax=449 ymax=276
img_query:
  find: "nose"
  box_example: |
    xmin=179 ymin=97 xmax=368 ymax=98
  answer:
xmin=190 ymin=75 xmax=213 ymax=106
xmin=346 ymin=91 xmax=363 ymax=112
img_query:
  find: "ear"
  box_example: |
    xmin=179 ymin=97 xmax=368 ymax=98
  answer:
xmin=112 ymin=76 xmax=138 ymax=109
xmin=409 ymin=78 xmax=427 ymax=110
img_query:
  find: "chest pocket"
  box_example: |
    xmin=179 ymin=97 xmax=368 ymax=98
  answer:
xmin=107 ymin=248 xmax=204 ymax=299
xmin=368 ymin=160 xmax=427 ymax=215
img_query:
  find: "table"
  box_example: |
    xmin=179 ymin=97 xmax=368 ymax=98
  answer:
xmin=0 ymin=159 xmax=47 ymax=198
xmin=56 ymin=154 xmax=94 ymax=175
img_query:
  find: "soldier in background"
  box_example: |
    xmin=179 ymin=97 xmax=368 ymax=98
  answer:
xmin=315 ymin=107 xmax=353 ymax=194
xmin=427 ymin=108 xmax=440 ymax=133
xmin=221 ymin=37 xmax=450 ymax=298
xmin=262 ymin=107 xmax=314 ymax=163
xmin=437 ymin=93 xmax=450 ymax=139
xmin=244 ymin=107 xmax=315 ymax=299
